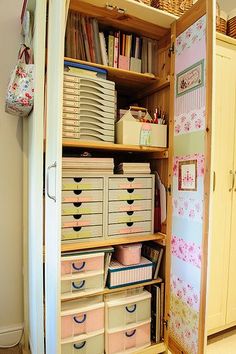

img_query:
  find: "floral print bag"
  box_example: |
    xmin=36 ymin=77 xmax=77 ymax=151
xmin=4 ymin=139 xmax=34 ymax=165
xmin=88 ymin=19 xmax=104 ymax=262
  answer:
xmin=5 ymin=45 xmax=34 ymax=117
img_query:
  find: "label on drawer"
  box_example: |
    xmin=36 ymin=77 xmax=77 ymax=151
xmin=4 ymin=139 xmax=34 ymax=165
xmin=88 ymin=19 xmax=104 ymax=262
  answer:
xmin=120 ymin=227 xmax=143 ymax=234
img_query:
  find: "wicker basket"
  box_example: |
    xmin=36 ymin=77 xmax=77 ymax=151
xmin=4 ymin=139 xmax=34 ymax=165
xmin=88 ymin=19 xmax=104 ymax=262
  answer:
xmin=151 ymin=0 xmax=193 ymax=16
xmin=227 ymin=9 xmax=236 ymax=39
xmin=216 ymin=11 xmax=227 ymax=34
xmin=135 ymin=0 xmax=152 ymax=5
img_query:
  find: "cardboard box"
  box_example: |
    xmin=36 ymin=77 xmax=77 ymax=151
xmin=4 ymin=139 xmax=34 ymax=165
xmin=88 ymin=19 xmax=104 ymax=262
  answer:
xmin=116 ymin=120 xmax=167 ymax=147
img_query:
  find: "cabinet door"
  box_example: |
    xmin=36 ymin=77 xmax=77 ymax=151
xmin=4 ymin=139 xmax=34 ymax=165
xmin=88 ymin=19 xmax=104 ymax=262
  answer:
xmin=168 ymin=0 xmax=213 ymax=353
xmin=207 ymin=40 xmax=236 ymax=334
xmin=226 ymin=49 xmax=236 ymax=325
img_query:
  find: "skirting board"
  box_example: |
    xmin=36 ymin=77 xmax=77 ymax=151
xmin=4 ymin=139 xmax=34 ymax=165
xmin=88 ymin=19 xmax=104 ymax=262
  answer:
xmin=0 ymin=324 xmax=23 ymax=347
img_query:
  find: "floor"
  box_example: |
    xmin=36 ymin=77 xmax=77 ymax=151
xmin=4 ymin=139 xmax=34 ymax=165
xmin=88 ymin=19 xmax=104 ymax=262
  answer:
xmin=207 ymin=328 xmax=236 ymax=354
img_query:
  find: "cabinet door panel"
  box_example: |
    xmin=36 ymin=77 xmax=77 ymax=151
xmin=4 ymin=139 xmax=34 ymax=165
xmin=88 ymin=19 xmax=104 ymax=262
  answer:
xmin=207 ymin=41 xmax=236 ymax=333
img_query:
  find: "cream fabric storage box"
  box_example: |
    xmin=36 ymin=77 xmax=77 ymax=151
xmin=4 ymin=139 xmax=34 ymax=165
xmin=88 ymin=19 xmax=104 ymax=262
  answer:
xmin=107 ymin=257 xmax=153 ymax=289
xmin=61 ymin=331 xmax=104 ymax=354
xmin=105 ymin=291 xmax=151 ymax=330
xmin=61 ymin=253 xmax=104 ymax=276
xmin=61 ymin=297 xmax=104 ymax=339
xmin=61 ymin=270 xmax=104 ymax=300
xmin=116 ymin=120 xmax=167 ymax=147
xmin=105 ymin=320 xmax=151 ymax=354
xmin=61 ymin=202 xmax=103 ymax=216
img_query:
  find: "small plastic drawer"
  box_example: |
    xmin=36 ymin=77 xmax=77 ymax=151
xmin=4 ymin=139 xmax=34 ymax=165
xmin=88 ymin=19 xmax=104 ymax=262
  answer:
xmin=61 ymin=253 xmax=104 ymax=276
xmin=63 ymin=125 xmax=80 ymax=133
xmin=61 ymin=271 xmax=104 ymax=300
xmin=61 ymin=214 xmax=103 ymax=228
xmin=109 ymin=177 xmax=153 ymax=190
xmin=61 ymin=331 xmax=104 ymax=354
xmin=62 ymin=190 xmax=103 ymax=203
xmin=109 ymin=189 xmax=152 ymax=201
xmin=79 ymin=77 xmax=115 ymax=91
xmin=108 ymin=221 xmax=152 ymax=237
xmin=78 ymin=90 xmax=115 ymax=102
xmin=109 ymin=210 xmax=152 ymax=224
xmin=61 ymin=202 xmax=103 ymax=216
xmin=63 ymin=99 xmax=80 ymax=108
xmin=61 ymin=298 xmax=104 ymax=339
xmin=105 ymin=291 xmax=151 ymax=330
xmin=62 ymin=178 xmax=103 ymax=191
xmin=109 ymin=200 xmax=152 ymax=213
xmin=105 ymin=321 xmax=151 ymax=354
xmin=61 ymin=225 xmax=103 ymax=241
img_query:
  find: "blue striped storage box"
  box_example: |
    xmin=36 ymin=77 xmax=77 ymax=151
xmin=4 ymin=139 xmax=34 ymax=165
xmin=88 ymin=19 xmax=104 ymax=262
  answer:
xmin=107 ymin=257 xmax=153 ymax=289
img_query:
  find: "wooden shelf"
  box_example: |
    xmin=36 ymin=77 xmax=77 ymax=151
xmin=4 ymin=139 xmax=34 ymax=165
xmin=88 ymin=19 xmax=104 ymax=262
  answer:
xmin=64 ymin=57 xmax=160 ymax=93
xmin=135 ymin=341 xmax=166 ymax=354
xmin=70 ymin=0 xmax=177 ymax=40
xmin=61 ymin=278 xmax=163 ymax=302
xmin=61 ymin=233 xmax=166 ymax=252
xmin=63 ymin=140 xmax=168 ymax=158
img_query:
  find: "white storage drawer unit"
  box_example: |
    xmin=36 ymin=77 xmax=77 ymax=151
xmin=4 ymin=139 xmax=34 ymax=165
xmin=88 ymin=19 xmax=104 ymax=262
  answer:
xmin=61 ymin=253 xmax=104 ymax=276
xmin=61 ymin=331 xmax=104 ymax=354
xmin=105 ymin=291 xmax=151 ymax=330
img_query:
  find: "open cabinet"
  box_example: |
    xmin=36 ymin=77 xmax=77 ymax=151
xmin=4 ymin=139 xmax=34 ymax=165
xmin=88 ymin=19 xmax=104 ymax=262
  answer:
xmin=23 ymin=0 xmax=213 ymax=353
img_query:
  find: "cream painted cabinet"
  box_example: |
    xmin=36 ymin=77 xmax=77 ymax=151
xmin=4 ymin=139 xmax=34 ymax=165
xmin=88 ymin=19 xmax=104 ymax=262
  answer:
xmin=207 ymin=35 xmax=236 ymax=335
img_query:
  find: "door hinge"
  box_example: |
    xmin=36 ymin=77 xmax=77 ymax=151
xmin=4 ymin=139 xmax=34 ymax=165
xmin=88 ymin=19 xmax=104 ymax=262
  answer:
xmin=163 ymin=319 xmax=168 ymax=329
xmin=167 ymin=185 xmax=172 ymax=195
xmin=168 ymin=43 xmax=175 ymax=56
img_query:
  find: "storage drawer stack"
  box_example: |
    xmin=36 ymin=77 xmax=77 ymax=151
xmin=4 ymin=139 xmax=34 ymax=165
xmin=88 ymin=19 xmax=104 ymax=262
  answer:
xmin=108 ymin=175 xmax=154 ymax=238
xmin=60 ymin=253 xmax=105 ymax=353
xmin=61 ymin=176 xmax=105 ymax=242
xmin=63 ymin=73 xmax=116 ymax=142
xmin=105 ymin=290 xmax=151 ymax=353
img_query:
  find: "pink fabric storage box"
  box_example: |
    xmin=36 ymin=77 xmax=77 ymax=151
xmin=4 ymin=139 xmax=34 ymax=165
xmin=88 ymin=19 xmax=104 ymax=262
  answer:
xmin=61 ymin=253 xmax=104 ymax=276
xmin=106 ymin=320 xmax=150 ymax=354
xmin=61 ymin=300 xmax=104 ymax=339
xmin=114 ymin=243 xmax=142 ymax=265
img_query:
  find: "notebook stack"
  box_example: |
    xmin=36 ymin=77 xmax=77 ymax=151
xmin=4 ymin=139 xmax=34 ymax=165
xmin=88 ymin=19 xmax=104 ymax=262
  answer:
xmin=63 ymin=71 xmax=116 ymax=143
xmin=116 ymin=162 xmax=151 ymax=174
xmin=62 ymin=157 xmax=114 ymax=176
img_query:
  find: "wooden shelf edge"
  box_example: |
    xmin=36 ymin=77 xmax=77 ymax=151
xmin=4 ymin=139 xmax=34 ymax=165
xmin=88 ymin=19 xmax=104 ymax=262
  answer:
xmin=65 ymin=57 xmax=160 ymax=82
xmin=62 ymin=140 xmax=168 ymax=157
xmin=216 ymin=32 xmax=236 ymax=47
xmin=134 ymin=77 xmax=171 ymax=101
xmin=61 ymin=277 xmax=163 ymax=302
xmin=61 ymin=233 xmax=166 ymax=252
xmin=135 ymin=341 xmax=166 ymax=354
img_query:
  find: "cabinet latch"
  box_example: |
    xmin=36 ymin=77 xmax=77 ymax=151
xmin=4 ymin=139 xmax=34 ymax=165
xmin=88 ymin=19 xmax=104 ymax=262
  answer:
xmin=167 ymin=185 xmax=172 ymax=195
xmin=168 ymin=43 xmax=175 ymax=56
xmin=163 ymin=319 xmax=168 ymax=329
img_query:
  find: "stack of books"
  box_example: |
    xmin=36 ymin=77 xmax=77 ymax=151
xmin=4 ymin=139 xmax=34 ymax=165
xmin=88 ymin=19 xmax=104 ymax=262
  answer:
xmin=65 ymin=11 xmax=158 ymax=75
xmin=63 ymin=70 xmax=116 ymax=143
xmin=116 ymin=162 xmax=151 ymax=174
xmin=62 ymin=157 xmax=114 ymax=176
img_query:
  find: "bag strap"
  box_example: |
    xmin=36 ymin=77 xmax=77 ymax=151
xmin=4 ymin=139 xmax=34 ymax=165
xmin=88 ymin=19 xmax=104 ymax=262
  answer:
xmin=18 ymin=44 xmax=31 ymax=64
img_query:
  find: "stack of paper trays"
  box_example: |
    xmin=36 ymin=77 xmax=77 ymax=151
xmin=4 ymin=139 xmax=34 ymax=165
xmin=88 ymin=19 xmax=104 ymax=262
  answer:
xmin=63 ymin=72 xmax=115 ymax=143
xmin=116 ymin=162 xmax=151 ymax=174
xmin=62 ymin=157 xmax=114 ymax=176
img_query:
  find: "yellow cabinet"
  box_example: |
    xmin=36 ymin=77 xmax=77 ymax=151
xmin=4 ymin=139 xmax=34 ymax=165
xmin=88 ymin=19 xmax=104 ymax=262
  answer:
xmin=207 ymin=35 xmax=236 ymax=335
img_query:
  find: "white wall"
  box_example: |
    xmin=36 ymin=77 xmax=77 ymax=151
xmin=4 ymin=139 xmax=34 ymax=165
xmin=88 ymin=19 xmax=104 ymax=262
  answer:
xmin=219 ymin=0 xmax=235 ymax=13
xmin=0 ymin=0 xmax=24 ymax=345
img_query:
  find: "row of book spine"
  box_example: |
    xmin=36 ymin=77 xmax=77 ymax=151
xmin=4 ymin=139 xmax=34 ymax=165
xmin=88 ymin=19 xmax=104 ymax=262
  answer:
xmin=65 ymin=11 xmax=158 ymax=75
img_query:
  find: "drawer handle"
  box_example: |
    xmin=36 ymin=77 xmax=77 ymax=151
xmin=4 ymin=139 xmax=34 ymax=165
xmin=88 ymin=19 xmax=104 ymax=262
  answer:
xmin=127 ymin=178 xmax=134 ymax=182
xmin=125 ymin=304 xmax=136 ymax=313
xmin=73 ymin=202 xmax=82 ymax=207
xmin=127 ymin=200 xmax=134 ymax=205
xmin=127 ymin=222 xmax=133 ymax=227
xmin=72 ymin=280 xmax=85 ymax=290
xmin=73 ymin=227 xmax=82 ymax=232
xmin=74 ymin=190 xmax=82 ymax=195
xmin=72 ymin=262 xmax=86 ymax=271
xmin=74 ymin=178 xmax=82 ymax=183
xmin=125 ymin=329 xmax=136 ymax=337
xmin=73 ymin=314 xmax=87 ymax=324
xmin=73 ymin=214 xmax=82 ymax=220
xmin=73 ymin=341 xmax=86 ymax=350
xmin=127 ymin=189 xmax=134 ymax=194
xmin=127 ymin=211 xmax=134 ymax=216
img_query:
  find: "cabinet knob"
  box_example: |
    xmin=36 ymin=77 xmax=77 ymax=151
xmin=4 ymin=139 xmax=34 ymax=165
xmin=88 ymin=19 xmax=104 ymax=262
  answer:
xmin=229 ymin=170 xmax=235 ymax=192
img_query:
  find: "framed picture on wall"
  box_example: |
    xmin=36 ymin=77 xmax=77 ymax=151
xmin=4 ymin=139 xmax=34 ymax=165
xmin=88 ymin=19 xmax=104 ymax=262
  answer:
xmin=178 ymin=159 xmax=197 ymax=191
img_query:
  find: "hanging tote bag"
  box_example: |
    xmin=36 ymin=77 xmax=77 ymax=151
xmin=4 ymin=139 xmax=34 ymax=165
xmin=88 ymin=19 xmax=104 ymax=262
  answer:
xmin=5 ymin=45 xmax=34 ymax=117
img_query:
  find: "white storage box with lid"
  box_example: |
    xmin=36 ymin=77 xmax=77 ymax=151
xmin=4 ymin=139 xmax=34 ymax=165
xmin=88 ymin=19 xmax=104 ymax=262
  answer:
xmin=61 ymin=296 xmax=104 ymax=339
xmin=61 ymin=330 xmax=104 ymax=354
xmin=114 ymin=243 xmax=142 ymax=265
xmin=116 ymin=120 xmax=167 ymax=147
xmin=61 ymin=252 xmax=104 ymax=276
xmin=105 ymin=290 xmax=151 ymax=330
xmin=105 ymin=320 xmax=151 ymax=354
xmin=107 ymin=257 xmax=153 ymax=289
xmin=61 ymin=270 xmax=104 ymax=300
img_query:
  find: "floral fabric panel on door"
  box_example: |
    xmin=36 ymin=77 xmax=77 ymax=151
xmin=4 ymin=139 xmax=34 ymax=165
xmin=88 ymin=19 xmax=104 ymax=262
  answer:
xmin=170 ymin=15 xmax=206 ymax=354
